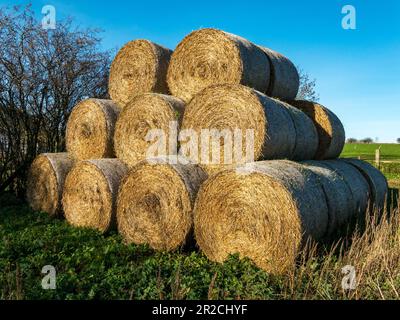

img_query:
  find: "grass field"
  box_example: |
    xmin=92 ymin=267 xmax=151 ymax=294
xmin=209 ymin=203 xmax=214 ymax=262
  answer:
xmin=341 ymin=143 xmax=400 ymax=161
xmin=1 ymin=191 xmax=400 ymax=300
xmin=341 ymin=143 xmax=400 ymax=183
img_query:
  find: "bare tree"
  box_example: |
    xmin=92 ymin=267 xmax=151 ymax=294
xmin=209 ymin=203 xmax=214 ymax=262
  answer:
xmin=297 ymin=68 xmax=319 ymax=101
xmin=0 ymin=5 xmax=111 ymax=196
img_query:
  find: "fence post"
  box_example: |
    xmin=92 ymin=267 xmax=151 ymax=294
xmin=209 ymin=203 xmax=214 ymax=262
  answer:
xmin=375 ymin=148 xmax=381 ymax=170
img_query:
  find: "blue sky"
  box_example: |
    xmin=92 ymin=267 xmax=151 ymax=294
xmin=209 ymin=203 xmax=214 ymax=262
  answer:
xmin=3 ymin=0 xmax=400 ymax=142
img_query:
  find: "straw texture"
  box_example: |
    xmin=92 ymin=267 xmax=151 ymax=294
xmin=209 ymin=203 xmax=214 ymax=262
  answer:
xmin=344 ymin=159 xmax=388 ymax=211
xmin=180 ymin=84 xmax=298 ymax=174
xmin=66 ymin=99 xmax=121 ymax=160
xmin=109 ymin=40 xmax=173 ymax=107
xmin=26 ymin=153 xmax=74 ymax=217
xmin=117 ymin=156 xmax=207 ymax=250
xmin=63 ymin=159 xmax=128 ymax=233
xmin=194 ymin=159 xmax=329 ymax=274
xmin=167 ymin=28 xmax=271 ymax=102
xmin=259 ymin=46 xmax=299 ymax=100
xmin=290 ymin=100 xmax=345 ymax=159
xmin=114 ymin=93 xmax=185 ymax=167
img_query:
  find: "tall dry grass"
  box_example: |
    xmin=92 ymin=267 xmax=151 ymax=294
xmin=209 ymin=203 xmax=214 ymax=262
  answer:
xmin=280 ymin=196 xmax=400 ymax=300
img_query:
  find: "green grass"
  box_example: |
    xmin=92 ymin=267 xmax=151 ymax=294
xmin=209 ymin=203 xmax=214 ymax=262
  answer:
xmin=0 ymin=195 xmax=278 ymax=300
xmin=341 ymin=143 xmax=400 ymax=161
xmin=2 ymin=188 xmax=400 ymax=300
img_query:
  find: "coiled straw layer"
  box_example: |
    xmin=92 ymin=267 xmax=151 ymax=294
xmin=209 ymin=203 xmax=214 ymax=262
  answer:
xmin=181 ymin=84 xmax=319 ymax=174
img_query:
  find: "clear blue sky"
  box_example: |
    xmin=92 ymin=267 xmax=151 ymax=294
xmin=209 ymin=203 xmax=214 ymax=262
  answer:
xmin=3 ymin=0 xmax=400 ymax=142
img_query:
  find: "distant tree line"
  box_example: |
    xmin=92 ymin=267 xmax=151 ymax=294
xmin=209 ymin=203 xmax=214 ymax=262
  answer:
xmin=347 ymin=138 xmax=400 ymax=144
xmin=347 ymin=138 xmax=375 ymax=144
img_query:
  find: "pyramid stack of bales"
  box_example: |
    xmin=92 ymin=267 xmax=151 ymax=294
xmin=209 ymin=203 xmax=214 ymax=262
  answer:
xmin=27 ymin=28 xmax=388 ymax=274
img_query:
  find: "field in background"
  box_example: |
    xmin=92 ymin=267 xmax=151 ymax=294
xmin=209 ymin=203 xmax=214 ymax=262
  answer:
xmin=341 ymin=143 xmax=400 ymax=185
xmin=341 ymin=143 xmax=400 ymax=161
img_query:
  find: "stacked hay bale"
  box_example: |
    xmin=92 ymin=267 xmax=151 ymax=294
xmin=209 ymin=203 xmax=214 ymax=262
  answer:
xmin=66 ymin=99 xmax=121 ymax=160
xmin=290 ymin=100 xmax=345 ymax=159
xmin=26 ymin=27 xmax=389 ymax=276
xmin=167 ymin=28 xmax=299 ymax=103
xmin=180 ymin=84 xmax=318 ymax=174
xmin=258 ymin=46 xmax=300 ymax=100
xmin=114 ymin=94 xmax=185 ymax=167
xmin=27 ymin=38 xmax=174 ymax=219
xmin=63 ymin=159 xmax=128 ymax=233
xmin=27 ymin=153 xmax=74 ymax=217
xmin=109 ymin=40 xmax=173 ymax=107
xmin=194 ymin=159 xmax=388 ymax=274
xmin=194 ymin=160 xmax=329 ymax=274
xmin=343 ymin=159 xmax=388 ymax=212
xmin=117 ymin=156 xmax=207 ymax=250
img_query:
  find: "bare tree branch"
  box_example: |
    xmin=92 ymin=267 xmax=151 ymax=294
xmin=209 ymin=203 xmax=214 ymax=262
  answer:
xmin=0 ymin=5 xmax=111 ymax=196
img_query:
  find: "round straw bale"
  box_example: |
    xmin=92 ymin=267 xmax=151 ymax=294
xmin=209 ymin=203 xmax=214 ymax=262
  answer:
xmin=117 ymin=156 xmax=207 ymax=251
xmin=323 ymin=160 xmax=370 ymax=222
xmin=109 ymin=40 xmax=173 ymax=107
xmin=66 ymin=99 xmax=121 ymax=160
xmin=302 ymin=160 xmax=355 ymax=236
xmin=258 ymin=46 xmax=299 ymax=100
xmin=343 ymin=159 xmax=388 ymax=210
xmin=63 ymin=159 xmax=128 ymax=233
xmin=194 ymin=159 xmax=329 ymax=274
xmin=167 ymin=28 xmax=271 ymax=102
xmin=280 ymin=101 xmax=318 ymax=160
xmin=290 ymin=100 xmax=345 ymax=159
xmin=114 ymin=93 xmax=185 ymax=167
xmin=180 ymin=84 xmax=296 ymax=173
xmin=26 ymin=153 xmax=74 ymax=217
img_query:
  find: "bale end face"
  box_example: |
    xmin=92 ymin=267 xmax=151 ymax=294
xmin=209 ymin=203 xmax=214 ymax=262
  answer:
xmin=114 ymin=93 xmax=185 ymax=167
xmin=66 ymin=99 xmax=121 ymax=161
xmin=290 ymin=100 xmax=345 ymax=160
xmin=109 ymin=40 xmax=172 ymax=107
xmin=26 ymin=153 xmax=74 ymax=217
xmin=63 ymin=159 xmax=128 ymax=233
xmin=117 ymin=158 xmax=207 ymax=251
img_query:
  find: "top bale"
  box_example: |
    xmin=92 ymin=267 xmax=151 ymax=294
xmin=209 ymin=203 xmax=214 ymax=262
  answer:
xmin=109 ymin=40 xmax=172 ymax=107
xmin=167 ymin=28 xmax=271 ymax=103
